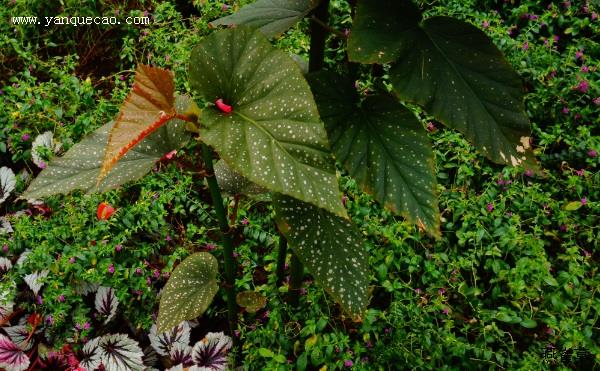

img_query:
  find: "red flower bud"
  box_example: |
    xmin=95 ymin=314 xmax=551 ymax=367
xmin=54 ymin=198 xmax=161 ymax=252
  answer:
xmin=97 ymin=202 xmax=115 ymax=220
xmin=215 ymin=98 xmax=233 ymax=113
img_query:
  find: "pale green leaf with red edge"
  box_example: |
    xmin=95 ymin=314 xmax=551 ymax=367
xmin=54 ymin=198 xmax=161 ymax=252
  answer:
xmin=21 ymin=96 xmax=192 ymax=200
xmin=98 ymin=64 xmax=178 ymax=185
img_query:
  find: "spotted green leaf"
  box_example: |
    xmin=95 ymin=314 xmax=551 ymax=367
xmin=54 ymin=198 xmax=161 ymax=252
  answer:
xmin=273 ymin=195 xmax=369 ymax=317
xmin=189 ymin=28 xmax=346 ymax=218
xmin=157 ymin=252 xmax=219 ymax=333
xmin=210 ymin=0 xmax=320 ymax=38
xmin=236 ymin=291 xmax=267 ymax=313
xmin=21 ymin=96 xmax=191 ymax=200
xmin=308 ymin=71 xmax=439 ymax=236
xmin=349 ymin=0 xmax=536 ymax=170
xmin=214 ymin=160 xmax=267 ymax=196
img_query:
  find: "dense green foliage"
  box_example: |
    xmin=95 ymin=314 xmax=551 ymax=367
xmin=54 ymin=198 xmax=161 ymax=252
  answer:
xmin=1 ymin=0 xmax=598 ymax=370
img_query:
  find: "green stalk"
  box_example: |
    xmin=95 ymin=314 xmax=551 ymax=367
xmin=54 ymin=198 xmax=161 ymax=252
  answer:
xmin=201 ymin=143 xmax=237 ymax=333
xmin=288 ymin=253 xmax=303 ymax=307
xmin=276 ymin=236 xmax=288 ymax=285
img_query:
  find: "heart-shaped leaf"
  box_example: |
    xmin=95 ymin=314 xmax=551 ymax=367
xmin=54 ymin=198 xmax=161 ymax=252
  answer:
xmin=98 ymin=65 xmax=178 ymax=184
xmin=21 ymin=95 xmax=192 ymax=200
xmin=210 ymin=0 xmax=320 ymax=38
xmin=189 ymin=28 xmax=346 ymax=218
xmin=274 ymin=194 xmax=369 ymax=317
xmin=308 ymin=71 xmax=439 ymax=236
xmin=157 ymin=253 xmax=219 ymax=333
xmin=349 ymin=1 xmax=536 ymax=170
xmin=236 ymin=291 xmax=267 ymax=313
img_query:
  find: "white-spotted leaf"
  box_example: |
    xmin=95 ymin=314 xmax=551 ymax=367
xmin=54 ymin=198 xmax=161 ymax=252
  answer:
xmin=308 ymin=71 xmax=439 ymax=236
xmin=21 ymin=95 xmax=191 ymax=200
xmin=214 ymin=160 xmax=267 ymax=196
xmin=157 ymin=253 xmax=219 ymax=333
xmin=189 ymin=28 xmax=346 ymax=218
xmin=274 ymin=195 xmax=370 ymax=317
xmin=210 ymin=0 xmax=320 ymax=38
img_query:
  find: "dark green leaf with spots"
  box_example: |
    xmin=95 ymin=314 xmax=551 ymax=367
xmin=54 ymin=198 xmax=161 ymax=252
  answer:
xmin=157 ymin=252 xmax=219 ymax=333
xmin=273 ymin=195 xmax=369 ymax=317
xmin=214 ymin=160 xmax=268 ymax=196
xmin=21 ymin=96 xmax=191 ymax=200
xmin=349 ymin=1 xmax=536 ymax=169
xmin=210 ymin=0 xmax=320 ymax=38
xmin=189 ymin=28 xmax=346 ymax=218
xmin=308 ymin=71 xmax=439 ymax=236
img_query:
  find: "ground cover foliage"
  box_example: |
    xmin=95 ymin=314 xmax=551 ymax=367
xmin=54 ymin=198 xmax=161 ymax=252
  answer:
xmin=0 ymin=0 xmax=599 ymax=370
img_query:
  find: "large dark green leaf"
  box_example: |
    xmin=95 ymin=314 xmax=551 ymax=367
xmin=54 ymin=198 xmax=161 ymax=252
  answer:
xmin=156 ymin=252 xmax=219 ymax=333
xmin=210 ymin=0 xmax=319 ymax=38
xmin=189 ymin=28 xmax=346 ymax=218
xmin=348 ymin=1 xmax=535 ymax=169
xmin=308 ymin=71 xmax=439 ymax=236
xmin=21 ymin=96 xmax=191 ymax=200
xmin=214 ymin=160 xmax=267 ymax=196
xmin=273 ymin=195 xmax=369 ymax=317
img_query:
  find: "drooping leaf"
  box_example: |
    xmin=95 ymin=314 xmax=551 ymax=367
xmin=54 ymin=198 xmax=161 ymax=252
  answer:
xmin=156 ymin=253 xmax=219 ymax=333
xmin=4 ymin=325 xmax=33 ymax=351
xmin=191 ymin=332 xmax=232 ymax=371
xmin=236 ymin=291 xmax=267 ymax=313
xmin=273 ymin=195 xmax=370 ymax=317
xmin=24 ymin=270 xmax=49 ymax=295
xmin=21 ymin=95 xmax=191 ymax=200
xmin=0 ymin=167 xmax=16 ymax=205
xmin=349 ymin=0 xmax=535 ymax=169
xmin=97 ymin=334 xmax=144 ymax=371
xmin=95 ymin=287 xmax=119 ymax=324
xmin=308 ymin=71 xmax=439 ymax=235
xmin=214 ymin=160 xmax=267 ymax=196
xmin=80 ymin=338 xmax=101 ymax=371
xmin=0 ymin=335 xmax=29 ymax=371
xmin=0 ymin=257 xmax=12 ymax=276
xmin=169 ymin=343 xmax=193 ymax=368
xmin=98 ymin=65 xmax=177 ymax=184
xmin=189 ymin=27 xmax=346 ymax=218
xmin=149 ymin=322 xmax=191 ymax=357
xmin=210 ymin=0 xmax=319 ymax=38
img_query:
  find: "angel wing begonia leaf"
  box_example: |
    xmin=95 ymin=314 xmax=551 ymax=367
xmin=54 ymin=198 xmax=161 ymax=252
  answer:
xmin=274 ymin=195 xmax=370 ymax=317
xmin=189 ymin=28 xmax=346 ymax=218
xmin=308 ymin=71 xmax=439 ymax=236
xmin=156 ymin=253 xmax=219 ymax=333
xmin=21 ymin=95 xmax=191 ymax=200
xmin=348 ymin=0 xmax=536 ymax=170
xmin=210 ymin=0 xmax=320 ymax=38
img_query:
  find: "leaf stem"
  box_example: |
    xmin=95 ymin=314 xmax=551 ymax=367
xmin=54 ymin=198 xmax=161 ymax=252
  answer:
xmin=309 ymin=0 xmax=331 ymax=72
xmin=201 ymin=143 xmax=237 ymax=333
xmin=288 ymin=253 xmax=303 ymax=307
xmin=276 ymin=235 xmax=288 ymax=285
xmin=310 ymin=15 xmax=346 ymax=39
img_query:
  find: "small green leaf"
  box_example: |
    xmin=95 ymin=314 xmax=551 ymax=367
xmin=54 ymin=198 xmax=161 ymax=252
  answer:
xmin=156 ymin=252 xmax=219 ymax=333
xmin=564 ymin=201 xmax=582 ymax=211
xmin=308 ymin=71 xmax=439 ymax=236
xmin=236 ymin=291 xmax=267 ymax=313
xmin=210 ymin=0 xmax=320 ymax=38
xmin=520 ymin=319 xmax=537 ymax=329
xmin=496 ymin=312 xmax=513 ymax=323
xmin=21 ymin=96 xmax=191 ymax=200
xmin=190 ymin=28 xmax=346 ymax=218
xmin=274 ymin=195 xmax=369 ymax=317
xmin=258 ymin=348 xmax=275 ymax=358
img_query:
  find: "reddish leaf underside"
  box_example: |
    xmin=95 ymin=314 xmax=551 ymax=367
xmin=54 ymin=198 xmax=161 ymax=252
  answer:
xmin=97 ymin=65 xmax=177 ymax=185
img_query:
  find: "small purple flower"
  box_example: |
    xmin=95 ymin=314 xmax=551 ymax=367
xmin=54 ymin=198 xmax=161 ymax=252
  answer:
xmin=146 ymin=277 xmax=152 ymax=285
xmin=562 ymin=106 xmax=570 ymax=114
xmin=21 ymin=133 xmax=30 ymax=141
xmin=2 ymin=244 xmax=8 ymax=253
xmin=342 ymin=195 xmax=348 ymax=207
xmin=528 ymin=14 xmax=538 ymax=20
xmin=442 ymin=307 xmax=450 ymax=315
xmin=241 ymin=218 xmax=249 ymax=226
xmin=58 ymin=295 xmax=65 ymax=303
xmin=135 ymin=267 xmax=143 ymax=275
xmin=107 ymin=263 xmax=115 ymax=274
xmin=384 ymin=327 xmax=391 ymax=334
xmin=205 ymin=243 xmax=217 ymax=251
xmin=38 ymin=160 xmax=47 ymax=169
xmin=524 ymin=169 xmax=533 ymax=177
xmin=575 ymin=80 xmax=589 ymax=93
xmin=582 ymin=250 xmax=591 ymax=258
xmin=36 ymin=295 xmax=43 ymax=305
xmin=69 ymin=257 xmax=76 ymax=263
xmin=415 ymin=288 xmax=422 ymax=294
xmin=299 ymin=288 xmax=308 ymax=295
xmin=581 ymin=197 xmax=587 ymax=206
xmin=522 ymin=41 xmax=529 ymax=51
xmin=438 ymin=288 xmax=446 ymax=296
xmin=75 ymin=323 xmax=81 ymax=330
xmin=486 ymin=203 xmax=494 ymax=212
xmin=221 ymin=4 xmax=230 ymax=11
xmin=588 ymin=149 xmax=598 ymax=158
xmin=545 ymin=327 xmax=554 ymax=335
xmin=575 ymin=169 xmax=585 ymax=176
xmin=559 ymin=224 xmax=568 ymax=232
xmin=581 ymin=65 xmax=589 ymax=73
xmin=426 ymin=122 xmax=436 ymax=131
xmin=593 ymin=97 xmax=600 ymax=105
xmin=553 ymin=35 xmax=560 ymax=42
xmin=165 ymin=55 xmax=171 ymax=62
xmin=232 ymin=252 xmax=240 ymax=258
xmin=143 ymin=10 xmax=149 ymax=17
xmin=234 ymin=330 xmax=241 ymax=338
xmin=575 ymin=50 xmax=584 ymax=59
xmin=162 ymin=271 xmax=170 ymax=279
xmin=165 ymin=235 xmax=172 ymax=242
xmin=482 ymin=20 xmax=489 ymax=29
xmin=344 ymin=360 xmax=353 ymax=367
xmin=83 ymin=322 xmax=90 ymax=330
xmin=592 ymin=12 xmax=598 ymax=21
xmin=153 ymin=269 xmax=160 ymax=278
xmin=46 ymin=315 xmax=54 ymax=325
xmin=366 ymin=340 xmax=373 ymax=348
xmin=115 ymin=244 xmax=123 ymax=252
xmin=119 ymin=75 xmax=125 ymax=81
xmin=0 ymin=89 xmax=3 ymax=95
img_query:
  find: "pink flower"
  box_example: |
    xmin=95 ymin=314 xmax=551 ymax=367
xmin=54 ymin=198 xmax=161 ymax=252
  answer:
xmin=344 ymin=360 xmax=353 ymax=367
xmin=588 ymin=149 xmax=598 ymax=158
xmin=442 ymin=307 xmax=450 ymax=315
xmin=438 ymin=288 xmax=446 ymax=295
xmin=524 ymin=169 xmax=533 ymax=177
xmin=115 ymin=244 xmax=123 ymax=252
xmin=69 ymin=257 xmax=76 ymax=263
xmin=107 ymin=264 xmax=115 ymax=274
xmin=58 ymin=295 xmax=65 ymax=302
xmin=241 ymin=218 xmax=249 ymax=226
xmin=426 ymin=122 xmax=436 ymax=131
xmin=487 ymin=203 xmax=494 ymax=212
xmin=38 ymin=161 xmax=47 ymax=169
xmin=135 ymin=267 xmax=143 ymax=275
xmin=581 ymin=197 xmax=587 ymax=205
xmin=83 ymin=322 xmax=90 ymax=330
xmin=482 ymin=20 xmax=489 ymax=29
xmin=205 ymin=243 xmax=217 ymax=251
xmin=581 ymin=65 xmax=589 ymax=73
xmin=593 ymin=97 xmax=600 ymax=105
xmin=575 ymin=80 xmax=589 ymax=93
xmin=575 ymin=50 xmax=584 ymax=59
xmin=575 ymin=169 xmax=585 ymax=176
xmin=21 ymin=133 xmax=30 ymax=141
xmin=522 ymin=42 xmax=529 ymax=51
xmin=415 ymin=288 xmax=422 ymax=294
xmin=562 ymin=106 xmax=570 ymax=114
